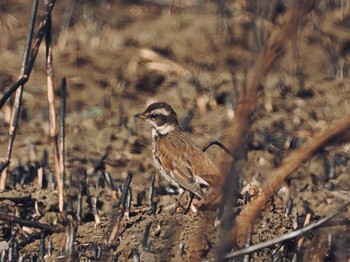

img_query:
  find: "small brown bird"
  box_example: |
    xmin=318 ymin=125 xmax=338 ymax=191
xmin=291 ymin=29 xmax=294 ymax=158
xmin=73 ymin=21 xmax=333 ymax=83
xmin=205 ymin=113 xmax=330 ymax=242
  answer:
xmin=134 ymin=102 xmax=223 ymax=210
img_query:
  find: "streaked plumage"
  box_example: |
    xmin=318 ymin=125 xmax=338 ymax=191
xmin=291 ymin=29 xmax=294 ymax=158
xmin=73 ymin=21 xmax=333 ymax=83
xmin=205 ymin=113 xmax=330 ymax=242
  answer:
xmin=135 ymin=102 xmax=223 ymax=208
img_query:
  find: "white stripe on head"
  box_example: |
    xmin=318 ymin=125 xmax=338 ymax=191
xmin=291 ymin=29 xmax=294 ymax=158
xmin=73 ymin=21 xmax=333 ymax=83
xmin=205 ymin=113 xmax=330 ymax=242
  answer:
xmin=151 ymin=108 xmax=171 ymax=116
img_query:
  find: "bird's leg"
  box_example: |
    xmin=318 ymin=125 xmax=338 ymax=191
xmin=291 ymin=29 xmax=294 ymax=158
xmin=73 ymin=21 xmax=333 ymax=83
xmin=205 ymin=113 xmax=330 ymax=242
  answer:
xmin=183 ymin=192 xmax=195 ymax=214
xmin=171 ymin=189 xmax=186 ymax=213
xmin=164 ymin=189 xmax=194 ymax=213
xmin=165 ymin=189 xmax=186 ymax=214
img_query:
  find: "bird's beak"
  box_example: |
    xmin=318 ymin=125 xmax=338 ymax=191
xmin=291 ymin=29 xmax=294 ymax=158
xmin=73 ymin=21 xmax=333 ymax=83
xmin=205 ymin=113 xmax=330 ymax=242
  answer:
xmin=134 ymin=113 xmax=147 ymax=119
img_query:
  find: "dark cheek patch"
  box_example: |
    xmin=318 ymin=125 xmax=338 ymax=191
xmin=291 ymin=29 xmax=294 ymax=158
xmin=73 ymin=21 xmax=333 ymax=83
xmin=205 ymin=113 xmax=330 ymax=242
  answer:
xmin=156 ymin=115 xmax=167 ymax=126
xmin=168 ymin=114 xmax=177 ymax=123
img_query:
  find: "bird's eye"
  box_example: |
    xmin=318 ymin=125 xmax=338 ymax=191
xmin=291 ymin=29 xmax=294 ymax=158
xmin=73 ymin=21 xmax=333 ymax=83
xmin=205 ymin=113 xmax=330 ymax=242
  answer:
xmin=150 ymin=114 xmax=157 ymax=119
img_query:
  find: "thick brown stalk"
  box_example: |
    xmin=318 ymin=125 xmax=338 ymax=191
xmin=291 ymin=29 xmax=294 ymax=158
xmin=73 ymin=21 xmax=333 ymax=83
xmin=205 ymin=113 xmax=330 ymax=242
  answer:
xmin=224 ymin=0 xmax=315 ymax=170
xmin=45 ymin=4 xmax=64 ymax=212
xmin=231 ymin=116 xmax=350 ymax=245
xmin=220 ymin=0 xmax=315 ymax=251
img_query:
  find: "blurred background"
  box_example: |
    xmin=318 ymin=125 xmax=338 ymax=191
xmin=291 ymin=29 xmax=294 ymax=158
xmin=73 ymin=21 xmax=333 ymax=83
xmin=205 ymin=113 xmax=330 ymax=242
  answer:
xmin=0 ymin=0 xmax=350 ymax=260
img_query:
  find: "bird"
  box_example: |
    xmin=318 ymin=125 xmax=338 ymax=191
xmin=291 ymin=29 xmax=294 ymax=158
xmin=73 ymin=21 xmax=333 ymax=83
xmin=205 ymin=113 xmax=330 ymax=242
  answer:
xmin=134 ymin=102 xmax=224 ymax=211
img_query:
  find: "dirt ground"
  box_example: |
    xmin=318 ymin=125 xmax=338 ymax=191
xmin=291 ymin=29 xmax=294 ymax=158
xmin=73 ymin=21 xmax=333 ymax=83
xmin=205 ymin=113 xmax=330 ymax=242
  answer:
xmin=0 ymin=0 xmax=350 ymax=261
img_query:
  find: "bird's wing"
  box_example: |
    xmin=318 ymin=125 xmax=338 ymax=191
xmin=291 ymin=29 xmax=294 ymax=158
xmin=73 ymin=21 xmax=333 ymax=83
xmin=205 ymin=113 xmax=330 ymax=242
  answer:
xmin=155 ymin=132 xmax=206 ymax=198
xmin=188 ymin=146 xmax=224 ymax=187
xmin=177 ymin=131 xmax=224 ymax=187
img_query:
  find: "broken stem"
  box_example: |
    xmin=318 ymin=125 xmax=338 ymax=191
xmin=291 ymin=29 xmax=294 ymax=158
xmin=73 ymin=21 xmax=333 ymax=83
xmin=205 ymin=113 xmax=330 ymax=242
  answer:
xmin=0 ymin=0 xmax=39 ymax=191
xmin=0 ymin=0 xmax=56 ymax=110
xmin=108 ymin=172 xmax=133 ymax=243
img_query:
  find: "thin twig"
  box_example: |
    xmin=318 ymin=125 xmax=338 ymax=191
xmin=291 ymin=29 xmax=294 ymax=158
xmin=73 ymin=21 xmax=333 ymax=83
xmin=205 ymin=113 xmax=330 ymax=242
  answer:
xmin=59 ymin=78 xmax=66 ymax=180
xmin=9 ymin=229 xmax=19 ymax=261
xmin=223 ymin=202 xmax=350 ymax=259
xmin=202 ymin=141 xmax=234 ymax=157
xmin=292 ymin=213 xmax=311 ymax=262
xmin=149 ymin=173 xmax=155 ymax=206
xmin=60 ymin=78 xmax=67 ymax=210
xmin=0 ymin=0 xmax=56 ymax=110
xmin=76 ymin=183 xmax=83 ymax=221
xmin=92 ymin=196 xmax=101 ymax=225
xmin=108 ymin=172 xmax=133 ymax=243
xmin=125 ymin=188 xmax=132 ymax=219
xmin=0 ymin=0 xmax=39 ymax=191
xmin=104 ymin=171 xmax=115 ymax=191
xmin=0 ymin=212 xmax=59 ymax=233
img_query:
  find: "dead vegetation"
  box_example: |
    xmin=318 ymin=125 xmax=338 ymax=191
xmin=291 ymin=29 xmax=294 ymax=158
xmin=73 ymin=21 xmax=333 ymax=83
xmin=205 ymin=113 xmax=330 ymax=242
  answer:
xmin=0 ymin=0 xmax=350 ymax=261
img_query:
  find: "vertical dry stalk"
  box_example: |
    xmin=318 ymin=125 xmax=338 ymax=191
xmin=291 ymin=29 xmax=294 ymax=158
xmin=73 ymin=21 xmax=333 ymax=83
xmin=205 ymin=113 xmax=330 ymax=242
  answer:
xmin=0 ymin=0 xmax=56 ymax=191
xmin=108 ymin=173 xmax=133 ymax=243
xmin=223 ymin=1 xmax=315 ymax=172
xmin=0 ymin=0 xmax=39 ymax=191
xmin=292 ymin=213 xmax=311 ymax=261
xmin=230 ymin=117 xmax=350 ymax=246
xmin=59 ymin=78 xmax=67 ymax=195
xmin=64 ymin=214 xmax=78 ymax=261
xmin=45 ymin=2 xmax=64 ymax=212
xmin=0 ymin=0 xmax=56 ymax=110
xmin=219 ymin=0 xmax=315 ymax=252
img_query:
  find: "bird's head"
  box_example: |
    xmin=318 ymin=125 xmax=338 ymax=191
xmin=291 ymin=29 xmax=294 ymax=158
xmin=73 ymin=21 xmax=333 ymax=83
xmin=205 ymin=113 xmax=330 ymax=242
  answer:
xmin=134 ymin=102 xmax=180 ymax=135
